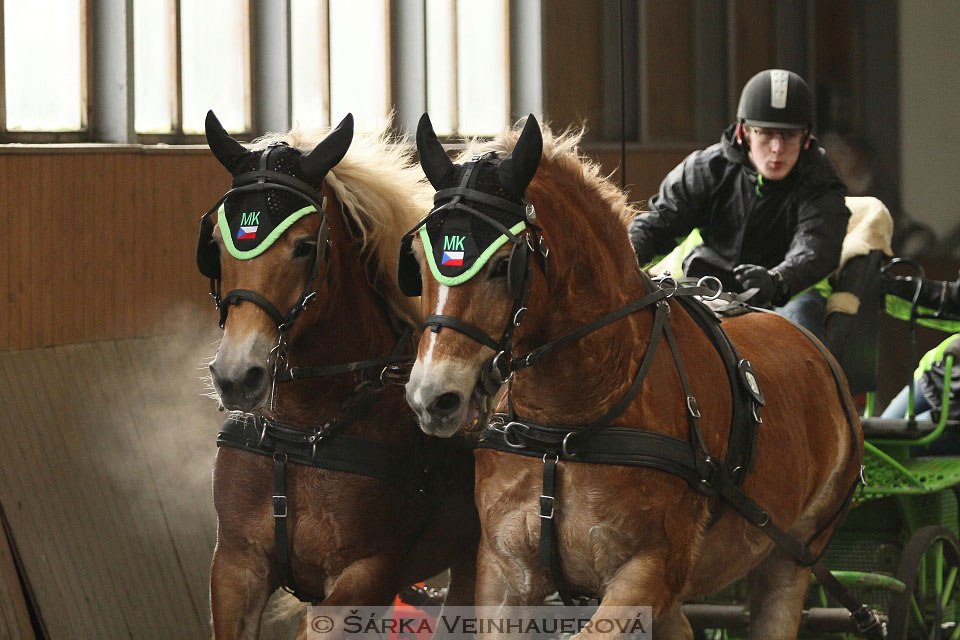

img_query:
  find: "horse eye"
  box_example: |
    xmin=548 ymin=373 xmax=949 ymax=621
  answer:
xmin=489 ymin=256 xmax=509 ymax=279
xmin=293 ymin=240 xmax=316 ymax=259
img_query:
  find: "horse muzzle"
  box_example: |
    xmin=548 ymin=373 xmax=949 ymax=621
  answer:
xmin=209 ymin=333 xmax=274 ymax=411
xmin=405 ymin=360 xmax=477 ymax=437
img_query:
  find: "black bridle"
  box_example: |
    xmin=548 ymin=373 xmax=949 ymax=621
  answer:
xmin=398 ymin=154 xmax=549 ymax=402
xmin=200 ymin=143 xmax=427 ymax=603
xmin=197 ymin=141 xmax=331 ymax=334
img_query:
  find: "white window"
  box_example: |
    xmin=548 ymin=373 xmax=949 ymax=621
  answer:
xmin=3 ymin=0 xmax=86 ymax=132
xmin=426 ymin=0 xmax=509 ymax=136
xmin=133 ymin=0 xmax=251 ymax=137
xmin=291 ymin=0 xmax=390 ymax=132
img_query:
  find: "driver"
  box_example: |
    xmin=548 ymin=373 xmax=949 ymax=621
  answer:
xmin=629 ymin=69 xmax=850 ymax=341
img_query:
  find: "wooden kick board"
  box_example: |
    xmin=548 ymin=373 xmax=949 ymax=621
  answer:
xmin=0 ymin=334 xmax=224 ymax=639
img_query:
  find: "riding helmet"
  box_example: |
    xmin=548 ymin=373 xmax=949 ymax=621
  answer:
xmin=736 ymin=69 xmax=814 ymax=130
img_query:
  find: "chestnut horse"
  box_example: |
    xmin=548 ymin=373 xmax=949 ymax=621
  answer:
xmin=199 ymin=112 xmax=479 ymax=639
xmin=401 ymin=115 xmax=863 ymax=639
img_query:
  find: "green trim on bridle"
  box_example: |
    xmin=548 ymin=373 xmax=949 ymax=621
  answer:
xmin=218 ymin=203 xmax=317 ymax=260
xmin=421 ymin=220 xmax=527 ymax=286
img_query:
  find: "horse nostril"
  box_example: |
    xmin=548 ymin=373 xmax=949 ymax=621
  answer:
xmin=431 ymin=392 xmax=463 ymax=417
xmin=243 ymin=366 xmax=267 ymax=391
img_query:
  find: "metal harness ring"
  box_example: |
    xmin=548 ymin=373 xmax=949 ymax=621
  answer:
xmin=696 ymin=275 xmax=723 ymax=301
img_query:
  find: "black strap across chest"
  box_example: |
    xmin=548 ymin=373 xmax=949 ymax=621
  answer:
xmin=218 ymin=405 xmax=427 ymax=604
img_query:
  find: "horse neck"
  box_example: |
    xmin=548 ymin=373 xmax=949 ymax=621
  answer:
xmin=271 ymin=232 xmax=408 ymax=436
xmin=510 ymin=190 xmax=659 ymax=425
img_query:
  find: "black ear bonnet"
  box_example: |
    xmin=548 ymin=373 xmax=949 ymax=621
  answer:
xmin=398 ymin=113 xmax=543 ymax=298
xmin=197 ymin=111 xmax=353 ymax=330
xmin=197 ymin=111 xmax=353 ymax=281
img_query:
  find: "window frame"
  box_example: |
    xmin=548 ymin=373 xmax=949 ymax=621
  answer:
xmin=0 ymin=0 xmax=93 ymax=143
xmin=137 ymin=0 xmax=254 ymax=144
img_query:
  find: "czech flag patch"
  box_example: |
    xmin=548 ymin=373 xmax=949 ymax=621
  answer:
xmin=441 ymin=251 xmax=464 ymax=266
xmin=237 ymin=226 xmax=258 ymax=240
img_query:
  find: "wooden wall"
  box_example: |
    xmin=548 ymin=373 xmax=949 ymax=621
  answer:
xmin=1 ymin=148 xmax=227 ymax=351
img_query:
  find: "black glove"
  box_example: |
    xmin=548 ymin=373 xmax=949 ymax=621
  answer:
xmin=734 ymin=264 xmax=782 ymax=305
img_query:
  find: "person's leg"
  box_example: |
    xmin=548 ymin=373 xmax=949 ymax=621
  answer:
xmin=881 ymin=384 xmax=912 ymax=418
xmin=774 ymin=289 xmax=827 ymax=343
xmin=881 ymin=380 xmax=932 ymax=418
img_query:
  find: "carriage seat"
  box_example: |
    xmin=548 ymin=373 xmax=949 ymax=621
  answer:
xmin=824 ymin=197 xmax=894 ymax=396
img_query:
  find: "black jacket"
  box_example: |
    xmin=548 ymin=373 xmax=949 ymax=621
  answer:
xmin=629 ymin=124 xmax=850 ymax=301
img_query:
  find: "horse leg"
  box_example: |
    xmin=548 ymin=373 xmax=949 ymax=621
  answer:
xmin=475 ymin=537 xmax=551 ymax=606
xmin=210 ymin=543 xmax=274 ymax=640
xmin=746 ymin=552 xmax=811 ymax=640
xmin=295 ymin=555 xmax=399 ymax=640
xmin=576 ymin=555 xmax=686 ymax=640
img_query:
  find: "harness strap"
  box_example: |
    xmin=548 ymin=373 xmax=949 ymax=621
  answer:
xmin=512 ymin=288 xmax=668 ymax=370
xmin=220 ymin=289 xmax=287 ymax=329
xmin=277 ymin=327 xmax=414 ymax=383
xmin=539 ymin=454 xmax=578 ymax=606
xmin=434 ymin=185 xmax=528 ymax=218
xmin=271 ymin=453 xmax=318 ymax=602
xmin=424 ymin=314 xmax=500 ymax=351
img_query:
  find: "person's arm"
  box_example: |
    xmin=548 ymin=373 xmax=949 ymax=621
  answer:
xmin=628 ymin=151 xmax=710 ymax=266
xmin=772 ymin=190 xmax=850 ymax=301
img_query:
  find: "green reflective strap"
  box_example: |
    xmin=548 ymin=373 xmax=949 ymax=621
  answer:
xmin=218 ymin=204 xmax=317 ymax=260
xmin=421 ymin=220 xmax=527 ymax=287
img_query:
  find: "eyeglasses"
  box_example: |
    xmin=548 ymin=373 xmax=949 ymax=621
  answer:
xmin=747 ymin=127 xmax=806 ymax=146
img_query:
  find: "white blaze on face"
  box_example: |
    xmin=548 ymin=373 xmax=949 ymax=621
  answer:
xmin=410 ymin=284 xmax=449 ymax=406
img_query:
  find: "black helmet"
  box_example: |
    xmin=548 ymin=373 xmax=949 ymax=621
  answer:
xmin=737 ymin=69 xmax=813 ymax=130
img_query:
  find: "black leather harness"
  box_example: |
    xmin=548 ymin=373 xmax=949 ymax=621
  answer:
xmin=475 ymin=279 xmax=877 ymax=636
xmin=401 ymin=152 xmax=880 ymax=635
xmin=200 ymin=146 xmax=432 ymax=604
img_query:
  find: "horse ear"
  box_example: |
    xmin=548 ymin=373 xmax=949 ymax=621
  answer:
xmin=498 ymin=114 xmax=542 ymax=199
xmin=416 ymin=113 xmax=454 ymax=189
xmin=300 ymin=113 xmax=354 ymax=180
xmin=205 ymin=110 xmax=249 ymax=172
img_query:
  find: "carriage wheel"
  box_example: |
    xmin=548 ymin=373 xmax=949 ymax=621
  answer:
xmin=887 ymin=525 xmax=960 ymax=640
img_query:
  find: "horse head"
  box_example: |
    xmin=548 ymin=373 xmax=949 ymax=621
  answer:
xmin=200 ymin=110 xmax=353 ymax=411
xmin=402 ymin=113 xmax=547 ymax=436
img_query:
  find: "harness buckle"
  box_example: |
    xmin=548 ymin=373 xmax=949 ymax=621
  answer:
xmin=502 ymin=422 xmax=527 ymax=449
xmin=490 ymin=351 xmax=514 ymax=384
xmin=686 ymin=396 xmax=701 ymax=419
xmin=538 ymin=235 xmax=550 ymax=258
xmin=539 ymin=494 xmax=555 ymax=520
xmin=513 ymin=307 xmax=527 ymax=327
xmin=562 ymin=432 xmax=579 ymax=459
xmin=272 ymin=495 xmax=288 ymax=518
xmin=300 ymin=291 xmax=317 ymax=309
xmin=850 ymin=604 xmax=881 ymax=633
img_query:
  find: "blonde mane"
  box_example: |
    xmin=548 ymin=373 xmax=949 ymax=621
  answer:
xmin=459 ymin=122 xmax=640 ymax=293
xmin=254 ymin=124 xmax=432 ymax=329
xmin=459 ymin=123 xmax=638 ymax=231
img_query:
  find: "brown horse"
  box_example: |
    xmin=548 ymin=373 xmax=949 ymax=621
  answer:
xmin=199 ymin=112 xmax=479 ymax=639
xmin=401 ymin=115 xmax=862 ymax=639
